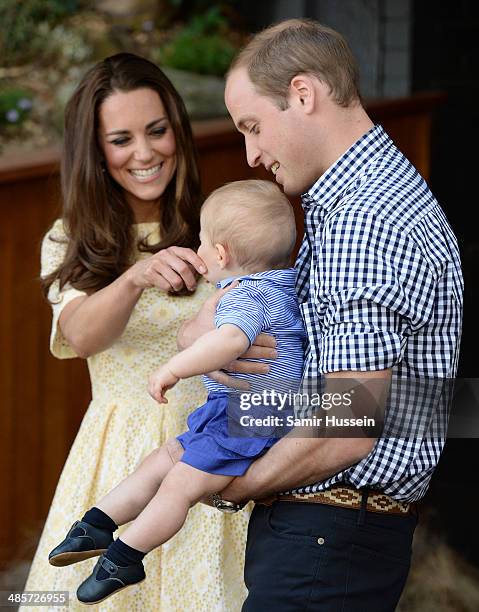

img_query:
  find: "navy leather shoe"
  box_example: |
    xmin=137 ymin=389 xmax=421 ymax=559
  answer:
xmin=76 ymin=554 xmax=145 ymax=604
xmin=48 ymin=521 xmax=113 ymax=567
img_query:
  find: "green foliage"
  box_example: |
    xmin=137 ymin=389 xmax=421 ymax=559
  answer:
xmin=0 ymin=0 xmax=82 ymax=66
xmin=0 ymin=88 xmax=33 ymax=127
xmin=158 ymin=7 xmax=237 ymax=76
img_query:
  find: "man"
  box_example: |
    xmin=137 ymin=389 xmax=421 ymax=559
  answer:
xmin=181 ymin=19 xmax=463 ymax=611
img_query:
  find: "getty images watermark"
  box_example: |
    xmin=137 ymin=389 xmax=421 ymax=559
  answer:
xmin=226 ymin=377 xmax=479 ymax=439
xmin=237 ymin=389 xmax=376 ymax=430
xmin=223 ymin=383 xmax=386 ymax=438
xmin=239 ymin=389 xmax=353 ymax=411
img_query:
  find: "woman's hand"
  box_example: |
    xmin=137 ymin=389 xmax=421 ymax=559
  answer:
xmin=126 ymin=246 xmax=207 ymax=293
xmin=148 ymin=365 xmax=180 ymax=404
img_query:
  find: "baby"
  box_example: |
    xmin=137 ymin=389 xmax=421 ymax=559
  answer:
xmin=48 ymin=180 xmax=305 ymax=604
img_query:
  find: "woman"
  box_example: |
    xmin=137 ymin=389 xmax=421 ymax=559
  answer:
xmin=23 ymin=53 xmax=249 ymax=611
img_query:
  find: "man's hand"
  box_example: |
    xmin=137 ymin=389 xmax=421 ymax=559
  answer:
xmin=148 ymin=365 xmax=180 ymax=404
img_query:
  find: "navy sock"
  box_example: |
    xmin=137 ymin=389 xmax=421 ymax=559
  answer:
xmin=96 ymin=538 xmax=145 ymax=580
xmin=106 ymin=538 xmax=146 ymax=566
xmin=81 ymin=507 xmax=118 ymax=533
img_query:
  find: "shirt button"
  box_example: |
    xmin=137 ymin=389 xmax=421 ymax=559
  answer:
xmin=317 ymin=537 xmax=325 ymax=545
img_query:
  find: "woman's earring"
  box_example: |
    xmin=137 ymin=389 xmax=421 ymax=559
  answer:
xmin=101 ymin=161 xmax=106 ymax=173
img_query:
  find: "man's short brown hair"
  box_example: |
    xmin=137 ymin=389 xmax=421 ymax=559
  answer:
xmin=229 ymin=18 xmax=360 ymax=110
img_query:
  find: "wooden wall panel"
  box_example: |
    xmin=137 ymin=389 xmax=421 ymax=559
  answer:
xmin=0 ymin=184 xmax=15 ymax=567
xmin=0 ymin=173 xmax=92 ymax=571
xmin=0 ymin=93 xmax=445 ymax=573
xmin=11 ymin=180 xmax=42 ymax=556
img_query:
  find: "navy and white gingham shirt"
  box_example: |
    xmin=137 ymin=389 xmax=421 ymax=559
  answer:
xmin=292 ymin=124 xmax=463 ymax=502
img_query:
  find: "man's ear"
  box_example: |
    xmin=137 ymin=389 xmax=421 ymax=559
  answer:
xmin=289 ymin=74 xmax=318 ymax=113
xmin=215 ymin=243 xmax=230 ymax=269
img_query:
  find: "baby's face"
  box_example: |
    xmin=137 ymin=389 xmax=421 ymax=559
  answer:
xmin=197 ymin=224 xmax=224 ymax=284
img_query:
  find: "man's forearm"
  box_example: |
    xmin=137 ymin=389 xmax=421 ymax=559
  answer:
xmin=177 ymin=283 xmax=240 ymax=350
xmin=176 ymin=307 xmax=219 ymax=350
xmin=220 ymin=370 xmax=390 ymax=502
xmin=176 ymin=317 xmax=201 ymax=350
xmin=221 ymin=435 xmax=375 ymax=501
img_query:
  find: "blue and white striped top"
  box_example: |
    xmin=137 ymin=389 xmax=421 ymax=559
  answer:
xmin=204 ymin=269 xmax=305 ymax=395
xmin=292 ymin=124 xmax=463 ymax=502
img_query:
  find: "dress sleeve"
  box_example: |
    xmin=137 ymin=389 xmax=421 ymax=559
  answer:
xmin=41 ymin=219 xmax=87 ymax=359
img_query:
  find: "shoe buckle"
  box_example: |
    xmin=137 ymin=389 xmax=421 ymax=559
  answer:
xmin=68 ymin=520 xmax=85 ymax=536
xmin=101 ymin=558 xmax=117 ymax=575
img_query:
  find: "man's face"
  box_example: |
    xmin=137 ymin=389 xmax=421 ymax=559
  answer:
xmin=225 ymin=68 xmax=318 ymax=196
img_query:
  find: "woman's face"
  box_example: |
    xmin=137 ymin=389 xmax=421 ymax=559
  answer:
xmin=98 ymin=87 xmax=177 ymax=221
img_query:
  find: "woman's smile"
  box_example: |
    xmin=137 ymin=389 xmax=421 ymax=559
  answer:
xmin=128 ymin=162 xmax=164 ymax=182
xmin=99 ymin=88 xmax=177 ymax=219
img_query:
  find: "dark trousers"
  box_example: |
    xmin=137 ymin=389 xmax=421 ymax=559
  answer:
xmin=242 ymin=500 xmax=417 ymax=611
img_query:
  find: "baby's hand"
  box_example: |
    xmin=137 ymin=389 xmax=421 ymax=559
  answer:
xmin=148 ymin=365 xmax=180 ymax=404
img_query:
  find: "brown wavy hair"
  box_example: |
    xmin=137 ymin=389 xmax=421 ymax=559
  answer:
xmin=42 ymin=53 xmax=202 ymax=297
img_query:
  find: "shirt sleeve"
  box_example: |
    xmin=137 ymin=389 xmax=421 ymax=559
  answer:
xmin=316 ymin=209 xmax=438 ymax=372
xmin=41 ymin=219 xmax=87 ymax=359
xmin=215 ymin=286 xmax=265 ymax=346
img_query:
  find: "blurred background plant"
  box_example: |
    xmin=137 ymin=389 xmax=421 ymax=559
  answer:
xmin=0 ymin=87 xmax=33 ymax=134
xmin=0 ymin=0 xmax=84 ymax=68
xmin=155 ymin=6 xmax=237 ymax=76
xmin=0 ymin=88 xmax=32 ymax=118
xmin=0 ymin=0 xmax=246 ymax=155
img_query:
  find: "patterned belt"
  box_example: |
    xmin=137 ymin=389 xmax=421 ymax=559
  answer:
xmin=257 ymin=485 xmax=413 ymax=516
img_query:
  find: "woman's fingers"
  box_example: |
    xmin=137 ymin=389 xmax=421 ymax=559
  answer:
xmin=168 ymin=246 xmax=207 ymax=275
xmin=128 ymin=246 xmax=206 ymax=293
xmin=139 ymin=247 xmax=206 ymax=292
xmin=154 ymin=249 xmax=199 ymax=291
xmin=148 ymin=260 xmax=185 ymax=292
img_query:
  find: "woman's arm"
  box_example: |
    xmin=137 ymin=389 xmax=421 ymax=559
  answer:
xmin=58 ymin=275 xmax=142 ymax=358
xmin=59 ymin=247 xmax=206 ymax=358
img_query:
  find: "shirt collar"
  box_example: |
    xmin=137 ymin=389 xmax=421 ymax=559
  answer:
xmin=216 ymin=268 xmax=297 ymax=289
xmin=302 ymin=124 xmax=392 ymax=212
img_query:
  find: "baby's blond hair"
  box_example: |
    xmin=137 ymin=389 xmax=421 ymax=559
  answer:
xmin=200 ymin=180 xmax=296 ymax=272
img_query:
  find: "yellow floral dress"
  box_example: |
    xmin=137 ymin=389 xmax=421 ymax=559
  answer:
xmin=22 ymin=220 xmax=249 ymax=612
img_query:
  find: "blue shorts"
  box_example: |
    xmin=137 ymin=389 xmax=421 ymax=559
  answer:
xmin=177 ymin=392 xmax=277 ymax=476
